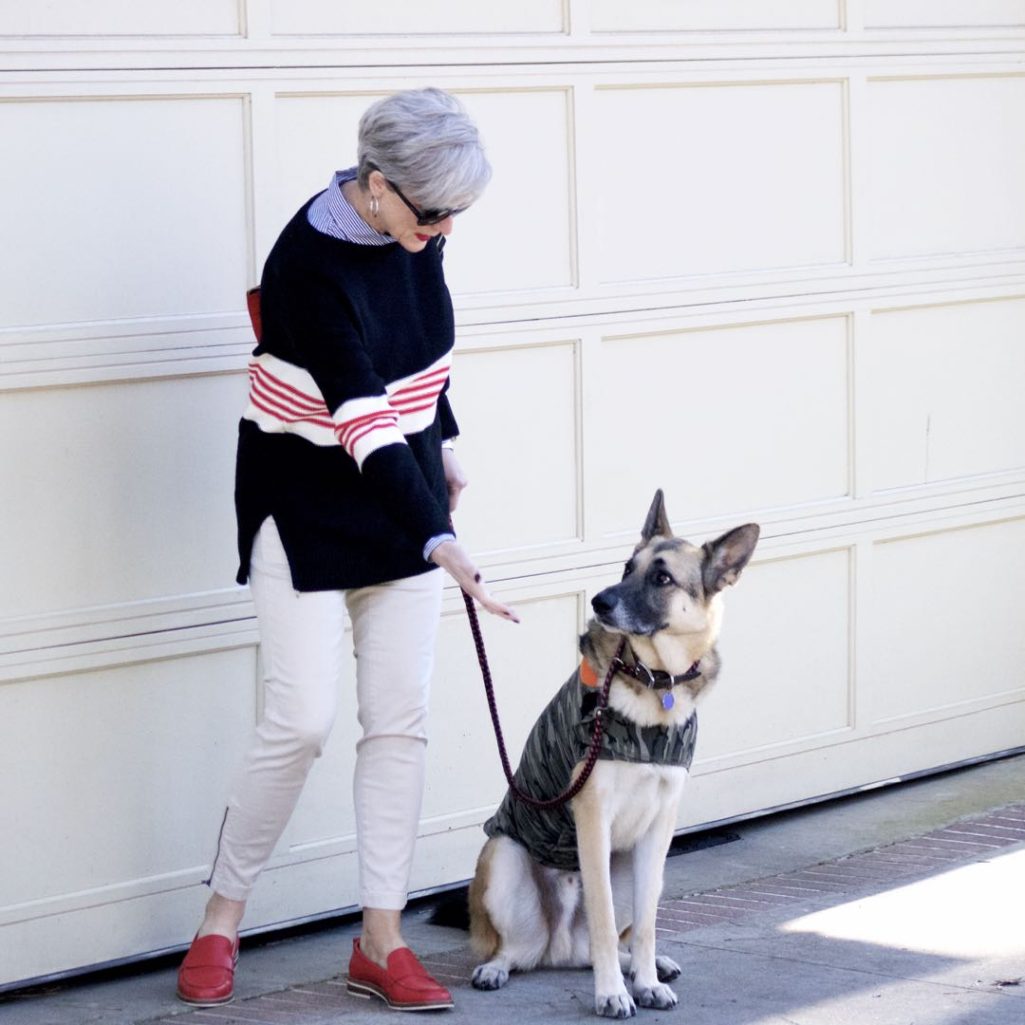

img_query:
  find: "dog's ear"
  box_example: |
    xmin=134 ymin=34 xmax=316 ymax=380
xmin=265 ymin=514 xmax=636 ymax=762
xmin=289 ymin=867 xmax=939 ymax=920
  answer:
xmin=702 ymin=524 xmax=760 ymax=595
xmin=641 ymin=489 xmax=673 ymax=542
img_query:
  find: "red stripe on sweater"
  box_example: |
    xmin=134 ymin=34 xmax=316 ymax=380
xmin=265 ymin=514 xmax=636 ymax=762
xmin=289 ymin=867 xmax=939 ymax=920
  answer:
xmin=336 ymin=411 xmax=399 ymax=451
xmin=391 ymin=397 xmax=441 ymax=417
xmin=390 ymin=381 xmax=447 ymax=411
xmin=336 ymin=407 xmax=396 ymax=443
xmin=249 ymin=391 xmax=334 ymax=430
xmin=248 ymin=361 xmax=325 ymax=412
xmin=391 ymin=367 xmax=449 ymax=398
xmin=392 ymin=376 xmax=445 ymax=398
xmin=250 ymin=376 xmax=332 ymax=424
xmin=342 ymin=417 xmax=402 ymax=453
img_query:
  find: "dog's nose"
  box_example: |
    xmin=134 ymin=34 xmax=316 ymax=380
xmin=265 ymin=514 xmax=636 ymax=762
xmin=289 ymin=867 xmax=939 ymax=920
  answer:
xmin=591 ymin=590 xmax=619 ymax=616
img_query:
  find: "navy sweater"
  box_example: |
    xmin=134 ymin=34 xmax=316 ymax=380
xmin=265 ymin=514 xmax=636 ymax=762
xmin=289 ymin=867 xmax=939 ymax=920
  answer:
xmin=235 ymin=197 xmax=458 ymax=590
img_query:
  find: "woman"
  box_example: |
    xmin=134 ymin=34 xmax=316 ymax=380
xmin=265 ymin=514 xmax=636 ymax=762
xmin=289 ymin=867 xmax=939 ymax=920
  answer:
xmin=177 ymin=87 xmax=517 ymax=1013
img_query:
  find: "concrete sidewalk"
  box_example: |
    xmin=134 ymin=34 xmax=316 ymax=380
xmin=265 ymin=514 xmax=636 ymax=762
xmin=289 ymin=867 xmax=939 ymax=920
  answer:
xmin=3 ymin=753 xmax=1023 ymax=1025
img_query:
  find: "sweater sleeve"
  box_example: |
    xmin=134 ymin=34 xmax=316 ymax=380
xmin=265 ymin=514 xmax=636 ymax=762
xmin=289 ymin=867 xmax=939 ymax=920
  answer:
xmin=273 ymin=261 xmax=452 ymax=551
xmin=438 ymin=384 xmax=459 ymax=441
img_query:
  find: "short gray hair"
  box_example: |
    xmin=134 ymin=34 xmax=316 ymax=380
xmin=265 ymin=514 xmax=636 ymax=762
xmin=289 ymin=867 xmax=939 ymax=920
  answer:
xmin=357 ymin=88 xmax=492 ymax=211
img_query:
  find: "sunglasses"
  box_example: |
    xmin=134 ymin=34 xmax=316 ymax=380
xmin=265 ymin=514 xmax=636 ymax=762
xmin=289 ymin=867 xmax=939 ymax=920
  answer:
xmin=385 ymin=178 xmax=466 ymax=226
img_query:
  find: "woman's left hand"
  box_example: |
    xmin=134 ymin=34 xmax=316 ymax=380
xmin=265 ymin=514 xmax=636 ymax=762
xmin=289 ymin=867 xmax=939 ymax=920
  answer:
xmin=442 ymin=447 xmax=468 ymax=512
xmin=430 ymin=540 xmax=521 ymax=623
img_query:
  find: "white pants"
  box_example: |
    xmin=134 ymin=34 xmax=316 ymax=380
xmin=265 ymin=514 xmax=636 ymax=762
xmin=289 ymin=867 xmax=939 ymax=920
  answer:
xmin=208 ymin=517 xmax=443 ymax=910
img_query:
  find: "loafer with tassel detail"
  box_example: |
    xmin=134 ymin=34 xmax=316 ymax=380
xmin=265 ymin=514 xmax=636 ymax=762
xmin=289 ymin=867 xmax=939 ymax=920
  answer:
xmin=176 ymin=933 xmax=239 ymax=1006
xmin=347 ymin=937 xmax=454 ymax=1011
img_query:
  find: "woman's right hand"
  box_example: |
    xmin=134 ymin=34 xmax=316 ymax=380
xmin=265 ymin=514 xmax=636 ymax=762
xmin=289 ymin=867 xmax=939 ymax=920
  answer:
xmin=430 ymin=540 xmax=520 ymax=623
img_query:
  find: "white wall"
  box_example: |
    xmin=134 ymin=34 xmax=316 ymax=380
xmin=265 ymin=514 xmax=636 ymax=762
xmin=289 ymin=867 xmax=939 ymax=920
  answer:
xmin=1 ymin=0 xmax=1024 ymax=987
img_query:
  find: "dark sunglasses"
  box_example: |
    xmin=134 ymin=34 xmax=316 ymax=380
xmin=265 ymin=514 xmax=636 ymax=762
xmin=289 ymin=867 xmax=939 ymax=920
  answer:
xmin=385 ymin=178 xmax=465 ymax=226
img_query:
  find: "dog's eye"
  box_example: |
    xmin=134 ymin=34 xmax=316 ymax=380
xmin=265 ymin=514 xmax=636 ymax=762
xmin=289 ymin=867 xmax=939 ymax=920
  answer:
xmin=622 ymin=562 xmax=633 ymax=580
xmin=654 ymin=570 xmax=674 ymax=587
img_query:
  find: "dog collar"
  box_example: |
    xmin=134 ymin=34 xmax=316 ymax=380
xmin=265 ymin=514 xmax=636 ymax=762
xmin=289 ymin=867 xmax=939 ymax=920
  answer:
xmin=612 ymin=655 xmax=701 ymax=710
xmin=579 ymin=656 xmax=701 ymax=710
xmin=613 ymin=656 xmax=701 ymax=689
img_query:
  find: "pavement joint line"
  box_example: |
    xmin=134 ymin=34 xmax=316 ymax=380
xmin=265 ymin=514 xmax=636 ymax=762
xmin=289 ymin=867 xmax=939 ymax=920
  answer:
xmin=783 ymin=878 xmax=852 ymax=889
xmin=256 ymin=992 xmax=344 ymax=1007
xmin=885 ymin=843 xmax=969 ymax=858
xmin=951 ymin=827 xmax=1025 ymax=840
xmin=936 ymin=824 xmax=1024 ymax=840
xmin=662 ymin=897 xmax=746 ymax=912
xmin=657 ymin=916 xmax=732 ymax=928
xmin=731 ymin=887 xmax=820 ymax=900
xmin=285 ymin=987 xmax=343 ymax=998
xmin=919 ymin=834 xmax=1011 ymax=848
xmin=420 ymin=947 xmax=475 ymax=963
xmin=790 ymin=867 xmax=888 ymax=881
xmin=672 ymin=895 xmax=768 ymax=909
xmin=820 ymin=865 xmax=907 ymax=881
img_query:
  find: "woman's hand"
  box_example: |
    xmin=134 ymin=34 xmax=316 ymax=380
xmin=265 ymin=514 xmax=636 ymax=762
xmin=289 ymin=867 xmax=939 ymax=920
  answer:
xmin=442 ymin=447 xmax=468 ymax=512
xmin=430 ymin=540 xmax=520 ymax=623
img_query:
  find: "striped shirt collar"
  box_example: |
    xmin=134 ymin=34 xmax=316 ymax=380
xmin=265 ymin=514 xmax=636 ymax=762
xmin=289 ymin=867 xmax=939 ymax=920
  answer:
xmin=307 ymin=167 xmax=395 ymax=246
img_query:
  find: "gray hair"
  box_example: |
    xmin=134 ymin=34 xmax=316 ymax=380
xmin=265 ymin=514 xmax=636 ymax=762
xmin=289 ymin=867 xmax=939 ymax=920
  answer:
xmin=357 ymin=88 xmax=491 ymax=211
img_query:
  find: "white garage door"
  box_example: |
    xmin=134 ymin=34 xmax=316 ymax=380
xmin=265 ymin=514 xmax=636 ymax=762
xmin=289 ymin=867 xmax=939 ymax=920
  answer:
xmin=2 ymin=1 xmax=1024 ymax=989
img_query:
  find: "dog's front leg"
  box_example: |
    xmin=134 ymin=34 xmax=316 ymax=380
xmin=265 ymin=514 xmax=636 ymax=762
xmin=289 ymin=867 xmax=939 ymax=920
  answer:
xmin=629 ymin=801 xmax=680 ymax=1010
xmin=573 ymin=778 xmax=635 ymax=1019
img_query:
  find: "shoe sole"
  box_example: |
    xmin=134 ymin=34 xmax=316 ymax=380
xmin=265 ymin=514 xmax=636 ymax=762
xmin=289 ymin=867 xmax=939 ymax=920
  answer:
xmin=176 ymin=991 xmax=235 ymax=1007
xmin=347 ymin=979 xmax=454 ymax=1011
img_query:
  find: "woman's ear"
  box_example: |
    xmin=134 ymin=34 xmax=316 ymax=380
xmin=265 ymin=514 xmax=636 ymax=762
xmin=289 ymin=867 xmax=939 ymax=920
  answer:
xmin=366 ymin=168 xmax=387 ymax=198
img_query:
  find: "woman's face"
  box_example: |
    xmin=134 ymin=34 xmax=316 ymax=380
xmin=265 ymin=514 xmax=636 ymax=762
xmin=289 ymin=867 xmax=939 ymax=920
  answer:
xmin=369 ymin=171 xmax=458 ymax=254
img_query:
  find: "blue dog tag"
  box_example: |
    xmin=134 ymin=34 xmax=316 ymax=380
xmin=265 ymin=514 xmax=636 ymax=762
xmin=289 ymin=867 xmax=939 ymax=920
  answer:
xmin=662 ymin=692 xmax=675 ymax=710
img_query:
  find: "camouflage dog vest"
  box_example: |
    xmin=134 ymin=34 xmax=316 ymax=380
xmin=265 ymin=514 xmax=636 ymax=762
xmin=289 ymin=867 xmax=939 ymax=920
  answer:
xmin=483 ymin=664 xmax=698 ymax=872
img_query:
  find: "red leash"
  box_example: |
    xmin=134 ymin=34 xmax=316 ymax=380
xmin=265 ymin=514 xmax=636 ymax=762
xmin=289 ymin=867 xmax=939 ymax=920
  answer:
xmin=460 ymin=589 xmax=625 ymax=809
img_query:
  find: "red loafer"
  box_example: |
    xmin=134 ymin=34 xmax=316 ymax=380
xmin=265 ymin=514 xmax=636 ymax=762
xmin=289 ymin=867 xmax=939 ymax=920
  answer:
xmin=347 ymin=937 xmax=454 ymax=1011
xmin=176 ymin=933 xmax=239 ymax=1006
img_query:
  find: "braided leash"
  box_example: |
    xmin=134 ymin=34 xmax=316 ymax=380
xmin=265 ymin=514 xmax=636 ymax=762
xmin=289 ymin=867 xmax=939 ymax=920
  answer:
xmin=461 ymin=588 xmax=625 ymax=809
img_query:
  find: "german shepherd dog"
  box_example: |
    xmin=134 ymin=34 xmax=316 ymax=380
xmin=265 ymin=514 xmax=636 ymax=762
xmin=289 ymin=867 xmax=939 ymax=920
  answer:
xmin=468 ymin=491 xmax=758 ymax=1018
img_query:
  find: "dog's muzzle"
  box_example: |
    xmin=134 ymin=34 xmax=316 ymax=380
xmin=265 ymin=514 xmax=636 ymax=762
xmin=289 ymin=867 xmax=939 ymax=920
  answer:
xmin=591 ymin=588 xmax=666 ymax=637
xmin=591 ymin=588 xmax=619 ymax=621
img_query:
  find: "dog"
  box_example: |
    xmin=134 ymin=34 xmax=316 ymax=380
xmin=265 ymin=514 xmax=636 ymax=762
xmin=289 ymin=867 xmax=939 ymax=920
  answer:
xmin=468 ymin=490 xmax=759 ymax=1018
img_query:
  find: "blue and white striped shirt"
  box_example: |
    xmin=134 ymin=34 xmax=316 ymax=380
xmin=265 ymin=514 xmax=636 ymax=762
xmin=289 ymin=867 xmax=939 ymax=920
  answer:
xmin=307 ymin=167 xmax=394 ymax=245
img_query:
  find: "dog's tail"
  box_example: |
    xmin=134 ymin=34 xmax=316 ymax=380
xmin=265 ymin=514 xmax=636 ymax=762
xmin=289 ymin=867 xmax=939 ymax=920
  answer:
xmin=427 ymin=886 xmax=470 ymax=930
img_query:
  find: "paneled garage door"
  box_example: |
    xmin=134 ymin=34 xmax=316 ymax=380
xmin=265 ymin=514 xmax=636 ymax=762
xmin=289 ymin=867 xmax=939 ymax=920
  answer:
xmin=2 ymin=1 xmax=1024 ymax=988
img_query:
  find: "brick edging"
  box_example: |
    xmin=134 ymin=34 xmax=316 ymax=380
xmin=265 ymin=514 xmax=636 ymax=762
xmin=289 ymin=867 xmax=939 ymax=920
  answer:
xmin=655 ymin=802 xmax=1025 ymax=936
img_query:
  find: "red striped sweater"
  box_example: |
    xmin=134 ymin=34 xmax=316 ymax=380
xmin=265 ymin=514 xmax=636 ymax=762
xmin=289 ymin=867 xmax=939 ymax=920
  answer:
xmin=234 ymin=196 xmax=458 ymax=590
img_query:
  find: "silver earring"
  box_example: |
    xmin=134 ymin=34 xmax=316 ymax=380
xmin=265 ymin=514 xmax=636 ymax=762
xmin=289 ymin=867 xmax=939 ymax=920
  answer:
xmin=369 ymin=195 xmax=380 ymax=218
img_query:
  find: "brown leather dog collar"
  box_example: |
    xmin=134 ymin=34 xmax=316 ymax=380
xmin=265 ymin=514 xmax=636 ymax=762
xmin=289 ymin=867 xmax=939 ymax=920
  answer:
xmin=612 ymin=655 xmax=701 ymax=690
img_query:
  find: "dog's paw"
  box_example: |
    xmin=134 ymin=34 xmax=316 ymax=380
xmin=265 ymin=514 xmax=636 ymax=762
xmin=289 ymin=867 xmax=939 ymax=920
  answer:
xmin=595 ymin=990 xmax=636 ymax=1018
xmin=471 ymin=963 xmax=509 ymax=991
xmin=655 ymin=955 xmax=681 ymax=983
xmin=633 ymin=982 xmax=678 ymax=1010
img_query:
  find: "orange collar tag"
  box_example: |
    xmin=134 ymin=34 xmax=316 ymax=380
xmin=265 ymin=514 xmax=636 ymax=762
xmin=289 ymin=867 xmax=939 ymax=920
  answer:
xmin=580 ymin=658 xmax=599 ymax=688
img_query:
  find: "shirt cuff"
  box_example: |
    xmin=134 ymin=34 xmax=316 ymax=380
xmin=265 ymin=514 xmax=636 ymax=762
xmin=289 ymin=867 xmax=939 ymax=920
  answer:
xmin=423 ymin=532 xmax=456 ymax=563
